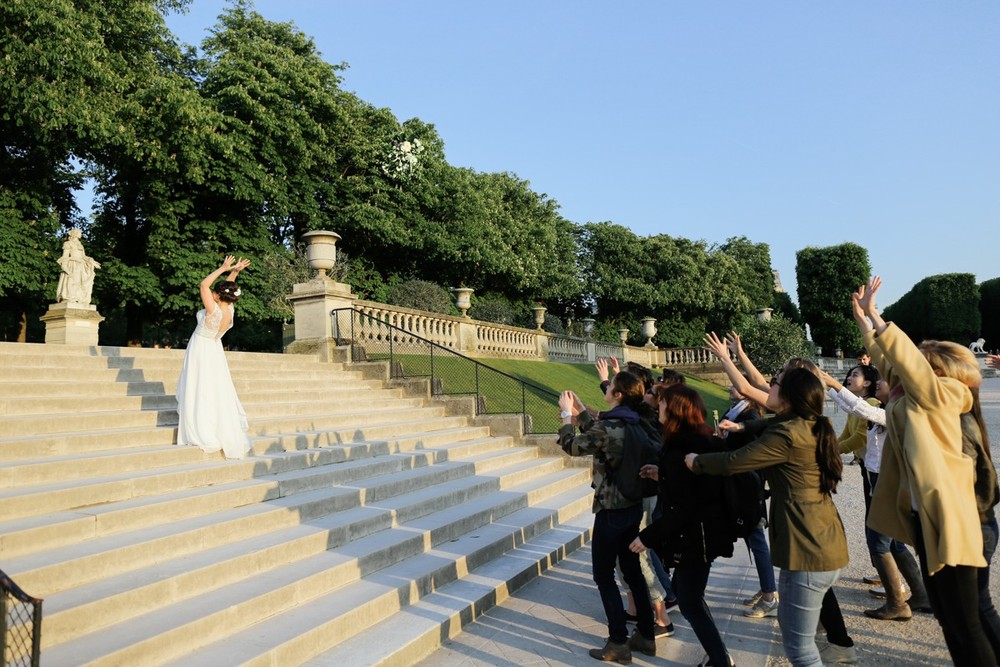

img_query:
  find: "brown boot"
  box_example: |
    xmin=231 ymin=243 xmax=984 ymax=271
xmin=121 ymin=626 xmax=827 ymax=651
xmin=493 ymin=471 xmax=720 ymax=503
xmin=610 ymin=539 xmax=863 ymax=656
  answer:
xmin=864 ymin=552 xmax=912 ymax=621
xmin=628 ymin=628 xmax=656 ymax=656
xmin=589 ymin=639 xmax=631 ymax=664
xmin=892 ymin=549 xmax=932 ymax=612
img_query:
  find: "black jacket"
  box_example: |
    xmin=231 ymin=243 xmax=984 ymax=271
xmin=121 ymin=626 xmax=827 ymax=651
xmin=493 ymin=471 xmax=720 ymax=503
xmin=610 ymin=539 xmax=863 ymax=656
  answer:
xmin=639 ymin=428 xmax=734 ymax=565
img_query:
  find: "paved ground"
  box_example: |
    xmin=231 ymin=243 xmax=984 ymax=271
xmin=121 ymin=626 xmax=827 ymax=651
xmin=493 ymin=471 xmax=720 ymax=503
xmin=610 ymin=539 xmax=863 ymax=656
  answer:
xmin=420 ymin=376 xmax=1000 ymax=666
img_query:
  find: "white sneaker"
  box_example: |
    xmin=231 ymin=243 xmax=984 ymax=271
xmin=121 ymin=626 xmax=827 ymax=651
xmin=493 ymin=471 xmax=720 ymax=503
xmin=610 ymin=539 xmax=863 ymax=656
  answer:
xmin=743 ymin=596 xmax=778 ymax=618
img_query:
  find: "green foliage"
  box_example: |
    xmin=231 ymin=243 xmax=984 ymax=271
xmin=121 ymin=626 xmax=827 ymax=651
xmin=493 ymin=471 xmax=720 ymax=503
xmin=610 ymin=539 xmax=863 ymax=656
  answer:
xmin=578 ymin=223 xmax=774 ymax=347
xmin=385 ymin=279 xmax=456 ymax=315
xmin=795 ymin=243 xmax=871 ymax=355
xmin=980 ymin=277 xmax=1000 ymax=352
xmin=882 ymin=274 xmax=981 ymax=344
xmin=468 ymin=293 xmax=527 ymax=326
xmin=772 ymin=291 xmax=802 ymax=325
xmin=540 ymin=313 xmax=565 ymax=335
xmin=733 ymin=313 xmax=814 ymax=377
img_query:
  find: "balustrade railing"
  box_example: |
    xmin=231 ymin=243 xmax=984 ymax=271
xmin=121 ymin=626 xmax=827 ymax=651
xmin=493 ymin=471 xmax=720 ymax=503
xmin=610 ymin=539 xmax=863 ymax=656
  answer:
xmin=474 ymin=322 xmax=537 ymax=358
xmin=332 ymin=308 xmax=562 ymax=433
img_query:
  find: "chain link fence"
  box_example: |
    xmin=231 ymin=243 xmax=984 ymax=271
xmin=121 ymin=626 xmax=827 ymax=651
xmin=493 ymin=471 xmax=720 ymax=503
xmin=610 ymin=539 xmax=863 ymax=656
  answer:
xmin=1 ymin=569 xmax=42 ymax=667
xmin=332 ymin=308 xmax=561 ymax=433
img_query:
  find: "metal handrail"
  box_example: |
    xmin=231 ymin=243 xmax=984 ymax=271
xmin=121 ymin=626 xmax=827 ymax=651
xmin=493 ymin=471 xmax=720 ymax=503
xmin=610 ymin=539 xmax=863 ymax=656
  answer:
xmin=331 ymin=307 xmax=561 ymax=434
xmin=1 ymin=569 xmax=42 ymax=667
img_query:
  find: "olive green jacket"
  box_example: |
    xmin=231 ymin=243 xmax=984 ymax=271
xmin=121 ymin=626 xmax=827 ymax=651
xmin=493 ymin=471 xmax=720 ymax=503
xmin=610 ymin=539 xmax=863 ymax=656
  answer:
xmin=693 ymin=415 xmax=849 ymax=572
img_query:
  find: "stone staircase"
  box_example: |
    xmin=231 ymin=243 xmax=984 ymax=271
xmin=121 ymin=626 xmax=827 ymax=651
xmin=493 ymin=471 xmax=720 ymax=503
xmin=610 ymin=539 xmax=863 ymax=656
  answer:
xmin=0 ymin=342 xmax=594 ymax=666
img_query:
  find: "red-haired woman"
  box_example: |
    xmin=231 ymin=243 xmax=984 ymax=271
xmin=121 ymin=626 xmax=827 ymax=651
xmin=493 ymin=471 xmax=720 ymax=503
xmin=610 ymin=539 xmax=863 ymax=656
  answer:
xmin=629 ymin=384 xmax=736 ymax=667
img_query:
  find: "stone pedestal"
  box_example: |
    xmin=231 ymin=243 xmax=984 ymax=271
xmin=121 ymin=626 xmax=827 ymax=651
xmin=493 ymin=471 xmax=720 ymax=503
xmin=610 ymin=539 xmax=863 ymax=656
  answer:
xmin=285 ymin=276 xmax=355 ymax=359
xmin=40 ymin=302 xmax=104 ymax=345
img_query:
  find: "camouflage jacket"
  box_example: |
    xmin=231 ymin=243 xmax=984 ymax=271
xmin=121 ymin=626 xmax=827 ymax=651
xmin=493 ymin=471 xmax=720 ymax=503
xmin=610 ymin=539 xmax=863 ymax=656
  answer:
xmin=558 ymin=407 xmax=642 ymax=513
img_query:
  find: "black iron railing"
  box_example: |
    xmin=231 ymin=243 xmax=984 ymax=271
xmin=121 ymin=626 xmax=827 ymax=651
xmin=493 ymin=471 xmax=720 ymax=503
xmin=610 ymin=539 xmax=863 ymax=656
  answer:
xmin=331 ymin=308 xmax=562 ymax=434
xmin=1 ymin=569 xmax=41 ymax=667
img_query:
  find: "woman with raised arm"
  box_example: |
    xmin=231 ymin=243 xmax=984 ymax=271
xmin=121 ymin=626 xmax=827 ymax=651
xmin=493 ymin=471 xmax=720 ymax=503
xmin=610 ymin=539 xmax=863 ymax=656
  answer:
xmin=691 ymin=357 xmax=849 ymax=666
xmin=630 ymin=383 xmax=735 ymax=667
xmin=176 ymin=256 xmax=253 ymax=460
xmin=860 ymin=276 xmax=996 ymax=665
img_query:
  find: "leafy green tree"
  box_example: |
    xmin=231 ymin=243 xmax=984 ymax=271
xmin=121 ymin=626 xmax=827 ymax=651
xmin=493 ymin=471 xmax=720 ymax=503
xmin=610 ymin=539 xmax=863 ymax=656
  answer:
xmin=734 ymin=313 xmax=814 ymax=377
xmin=795 ymin=243 xmax=871 ymax=355
xmin=882 ymin=274 xmax=981 ymax=344
xmin=772 ymin=291 xmax=803 ymax=325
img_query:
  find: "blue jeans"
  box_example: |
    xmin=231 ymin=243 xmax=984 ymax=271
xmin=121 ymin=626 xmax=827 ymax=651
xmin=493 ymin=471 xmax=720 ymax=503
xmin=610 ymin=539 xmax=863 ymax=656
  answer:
xmin=673 ymin=561 xmax=730 ymax=667
xmin=777 ymin=568 xmax=841 ymax=666
xmin=592 ymin=504 xmax=654 ymax=643
xmin=865 ymin=472 xmax=908 ymax=556
xmin=745 ymin=523 xmax=776 ymax=594
xmin=980 ymin=516 xmax=1000 ymax=660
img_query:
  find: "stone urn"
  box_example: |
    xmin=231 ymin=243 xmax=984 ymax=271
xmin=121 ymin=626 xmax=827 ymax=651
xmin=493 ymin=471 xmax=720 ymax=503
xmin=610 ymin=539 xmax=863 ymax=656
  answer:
xmin=302 ymin=230 xmax=341 ymax=278
xmin=618 ymin=328 xmax=629 ymax=344
xmin=580 ymin=317 xmax=596 ymax=338
xmin=452 ymin=287 xmax=474 ymax=318
xmin=531 ymin=305 xmax=547 ymax=330
xmin=756 ymin=307 xmax=773 ymax=322
xmin=641 ymin=317 xmax=657 ymax=348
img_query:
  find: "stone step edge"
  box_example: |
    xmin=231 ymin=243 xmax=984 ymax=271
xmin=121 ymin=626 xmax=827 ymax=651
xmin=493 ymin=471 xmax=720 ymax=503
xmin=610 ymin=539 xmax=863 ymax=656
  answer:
xmin=37 ymin=469 xmax=588 ymax=650
xmin=171 ymin=497 xmax=595 ymax=667
xmin=306 ymin=510 xmax=594 ymax=667
xmin=48 ymin=488 xmax=593 ymax=667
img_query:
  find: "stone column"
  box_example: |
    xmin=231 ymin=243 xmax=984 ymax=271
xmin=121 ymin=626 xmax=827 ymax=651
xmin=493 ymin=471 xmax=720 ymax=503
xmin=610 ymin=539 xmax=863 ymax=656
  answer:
xmin=40 ymin=302 xmax=105 ymax=346
xmin=285 ymin=276 xmax=356 ymax=360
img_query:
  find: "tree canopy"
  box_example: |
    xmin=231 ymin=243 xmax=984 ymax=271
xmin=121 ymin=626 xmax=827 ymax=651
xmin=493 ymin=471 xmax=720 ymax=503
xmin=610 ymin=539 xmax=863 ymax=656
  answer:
xmin=2 ymin=0 xmax=794 ymax=351
xmin=795 ymin=243 xmax=871 ymax=355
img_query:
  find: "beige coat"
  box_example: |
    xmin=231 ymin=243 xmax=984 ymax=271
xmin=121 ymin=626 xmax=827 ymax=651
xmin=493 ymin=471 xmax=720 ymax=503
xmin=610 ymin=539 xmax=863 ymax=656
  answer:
xmin=694 ymin=416 xmax=849 ymax=572
xmin=865 ymin=324 xmax=986 ymax=574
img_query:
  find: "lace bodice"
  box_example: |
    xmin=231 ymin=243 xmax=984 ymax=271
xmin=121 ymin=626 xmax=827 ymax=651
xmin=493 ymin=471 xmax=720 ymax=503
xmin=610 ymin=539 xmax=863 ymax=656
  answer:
xmin=194 ymin=305 xmax=234 ymax=340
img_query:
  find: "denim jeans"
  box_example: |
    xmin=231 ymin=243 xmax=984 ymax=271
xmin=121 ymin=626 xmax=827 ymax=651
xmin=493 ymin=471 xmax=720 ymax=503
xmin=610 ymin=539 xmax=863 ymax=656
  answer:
xmin=777 ymin=568 xmax=842 ymax=666
xmin=744 ymin=523 xmax=776 ymax=594
xmin=912 ymin=513 xmax=996 ymax=666
xmin=673 ymin=560 xmax=730 ymax=667
xmin=980 ymin=516 xmax=1000 ymax=660
xmin=592 ymin=503 xmax=654 ymax=643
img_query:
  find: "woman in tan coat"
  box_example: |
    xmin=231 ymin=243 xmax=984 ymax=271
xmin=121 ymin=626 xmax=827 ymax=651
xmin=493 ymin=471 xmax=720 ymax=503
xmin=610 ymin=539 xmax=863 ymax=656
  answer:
xmin=859 ymin=277 xmax=994 ymax=666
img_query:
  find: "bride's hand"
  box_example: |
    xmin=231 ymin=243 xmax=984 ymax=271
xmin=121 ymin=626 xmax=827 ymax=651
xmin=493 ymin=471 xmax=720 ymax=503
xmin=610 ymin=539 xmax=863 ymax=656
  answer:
xmin=221 ymin=255 xmax=236 ymax=271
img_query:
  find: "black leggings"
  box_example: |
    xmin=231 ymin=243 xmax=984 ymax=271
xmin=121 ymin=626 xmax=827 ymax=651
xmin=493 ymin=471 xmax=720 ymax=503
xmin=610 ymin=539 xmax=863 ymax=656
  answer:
xmin=819 ymin=588 xmax=853 ymax=648
xmin=912 ymin=514 xmax=997 ymax=667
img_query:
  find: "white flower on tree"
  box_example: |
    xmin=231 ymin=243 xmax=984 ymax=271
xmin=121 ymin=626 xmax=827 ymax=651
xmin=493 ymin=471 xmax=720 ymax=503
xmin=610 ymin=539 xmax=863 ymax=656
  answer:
xmin=383 ymin=138 xmax=424 ymax=178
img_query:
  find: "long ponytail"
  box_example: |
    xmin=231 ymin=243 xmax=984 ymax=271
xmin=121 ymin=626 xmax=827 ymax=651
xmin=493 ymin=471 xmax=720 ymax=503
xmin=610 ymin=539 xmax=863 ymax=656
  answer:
xmin=779 ymin=367 xmax=843 ymax=494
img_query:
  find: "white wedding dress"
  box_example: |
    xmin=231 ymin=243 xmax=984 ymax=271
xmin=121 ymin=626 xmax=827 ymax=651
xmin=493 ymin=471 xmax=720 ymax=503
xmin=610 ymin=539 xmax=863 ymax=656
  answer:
xmin=175 ymin=305 xmax=251 ymax=458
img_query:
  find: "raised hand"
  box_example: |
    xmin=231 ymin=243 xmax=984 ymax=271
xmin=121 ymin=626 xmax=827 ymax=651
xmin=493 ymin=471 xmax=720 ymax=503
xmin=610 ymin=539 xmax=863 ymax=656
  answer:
xmin=857 ymin=276 xmax=882 ymax=316
xmin=221 ymin=255 xmax=236 ymax=271
xmin=725 ymin=331 xmax=743 ymax=357
xmin=817 ymin=369 xmax=841 ymax=390
xmin=595 ymin=357 xmax=610 ymax=382
xmin=703 ymin=331 xmax=728 ymax=359
xmin=233 ymin=257 xmax=251 ymax=272
xmin=609 ymin=355 xmax=621 ymax=375
xmin=558 ymin=390 xmax=575 ymax=413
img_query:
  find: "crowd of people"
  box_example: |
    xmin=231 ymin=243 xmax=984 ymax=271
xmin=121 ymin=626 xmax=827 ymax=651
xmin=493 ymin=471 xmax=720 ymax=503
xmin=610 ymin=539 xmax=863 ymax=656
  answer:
xmin=558 ymin=277 xmax=1000 ymax=667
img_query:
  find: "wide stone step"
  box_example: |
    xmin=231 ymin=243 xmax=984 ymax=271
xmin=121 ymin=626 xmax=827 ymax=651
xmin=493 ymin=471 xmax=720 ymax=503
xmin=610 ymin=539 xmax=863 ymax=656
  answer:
xmin=5 ymin=451 xmax=569 ymax=597
xmin=306 ymin=509 xmax=594 ymax=667
xmin=0 ymin=433 xmax=514 ymax=560
xmin=0 ymin=425 xmax=179 ymax=461
xmin=37 ymin=474 xmax=592 ymax=666
xmin=0 ymin=364 xmax=367 ymax=386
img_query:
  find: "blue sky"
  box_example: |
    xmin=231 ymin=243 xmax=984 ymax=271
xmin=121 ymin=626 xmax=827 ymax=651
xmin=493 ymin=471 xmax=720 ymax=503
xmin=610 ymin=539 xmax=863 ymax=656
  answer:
xmin=163 ymin=1 xmax=999 ymax=311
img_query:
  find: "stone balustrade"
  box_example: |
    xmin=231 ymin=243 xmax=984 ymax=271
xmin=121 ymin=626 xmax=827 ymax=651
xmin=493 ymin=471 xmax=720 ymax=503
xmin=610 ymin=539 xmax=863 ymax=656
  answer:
xmin=308 ymin=291 xmax=711 ymax=368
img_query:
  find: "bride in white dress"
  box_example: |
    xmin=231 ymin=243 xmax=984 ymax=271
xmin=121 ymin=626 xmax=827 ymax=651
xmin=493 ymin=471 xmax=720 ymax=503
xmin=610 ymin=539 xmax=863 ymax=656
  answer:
xmin=176 ymin=256 xmax=253 ymax=459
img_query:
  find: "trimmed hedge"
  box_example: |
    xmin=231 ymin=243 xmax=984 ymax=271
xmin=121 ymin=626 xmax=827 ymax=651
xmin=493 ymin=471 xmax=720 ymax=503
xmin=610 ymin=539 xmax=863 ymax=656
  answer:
xmin=882 ymin=273 xmax=980 ymax=344
xmin=980 ymin=277 xmax=1000 ymax=352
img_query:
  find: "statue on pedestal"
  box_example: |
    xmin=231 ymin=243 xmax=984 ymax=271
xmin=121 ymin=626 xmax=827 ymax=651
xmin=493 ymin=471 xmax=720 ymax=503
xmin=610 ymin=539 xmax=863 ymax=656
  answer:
xmin=55 ymin=229 xmax=101 ymax=305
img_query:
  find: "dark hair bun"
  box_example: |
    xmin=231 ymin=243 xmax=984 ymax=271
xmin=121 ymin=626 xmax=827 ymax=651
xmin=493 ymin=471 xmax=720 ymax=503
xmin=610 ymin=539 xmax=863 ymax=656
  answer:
xmin=215 ymin=280 xmax=242 ymax=303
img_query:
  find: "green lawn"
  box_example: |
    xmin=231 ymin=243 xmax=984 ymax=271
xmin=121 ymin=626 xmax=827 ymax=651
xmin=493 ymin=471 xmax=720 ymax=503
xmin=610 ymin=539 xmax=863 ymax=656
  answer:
xmin=375 ymin=350 xmax=730 ymax=433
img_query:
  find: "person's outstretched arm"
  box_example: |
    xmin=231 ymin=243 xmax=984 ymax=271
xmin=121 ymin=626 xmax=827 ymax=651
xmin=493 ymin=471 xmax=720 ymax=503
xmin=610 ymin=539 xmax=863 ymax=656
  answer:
xmin=200 ymin=256 xmax=236 ymax=312
xmin=704 ymin=331 xmax=769 ymax=407
xmin=726 ymin=331 xmax=768 ymax=391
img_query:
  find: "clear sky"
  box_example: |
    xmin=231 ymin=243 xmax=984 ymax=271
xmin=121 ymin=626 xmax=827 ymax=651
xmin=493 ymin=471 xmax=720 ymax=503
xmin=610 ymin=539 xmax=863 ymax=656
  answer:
xmin=163 ymin=1 xmax=999 ymax=310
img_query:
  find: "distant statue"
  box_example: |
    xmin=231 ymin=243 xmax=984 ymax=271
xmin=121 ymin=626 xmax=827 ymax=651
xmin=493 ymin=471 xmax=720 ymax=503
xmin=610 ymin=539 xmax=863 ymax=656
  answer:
xmin=970 ymin=338 xmax=986 ymax=354
xmin=55 ymin=229 xmax=101 ymax=305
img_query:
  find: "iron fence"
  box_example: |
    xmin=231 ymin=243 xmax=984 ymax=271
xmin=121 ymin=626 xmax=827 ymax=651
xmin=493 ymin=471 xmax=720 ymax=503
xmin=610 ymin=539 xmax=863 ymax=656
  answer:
xmin=332 ymin=308 xmax=562 ymax=433
xmin=1 ymin=569 xmax=41 ymax=667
